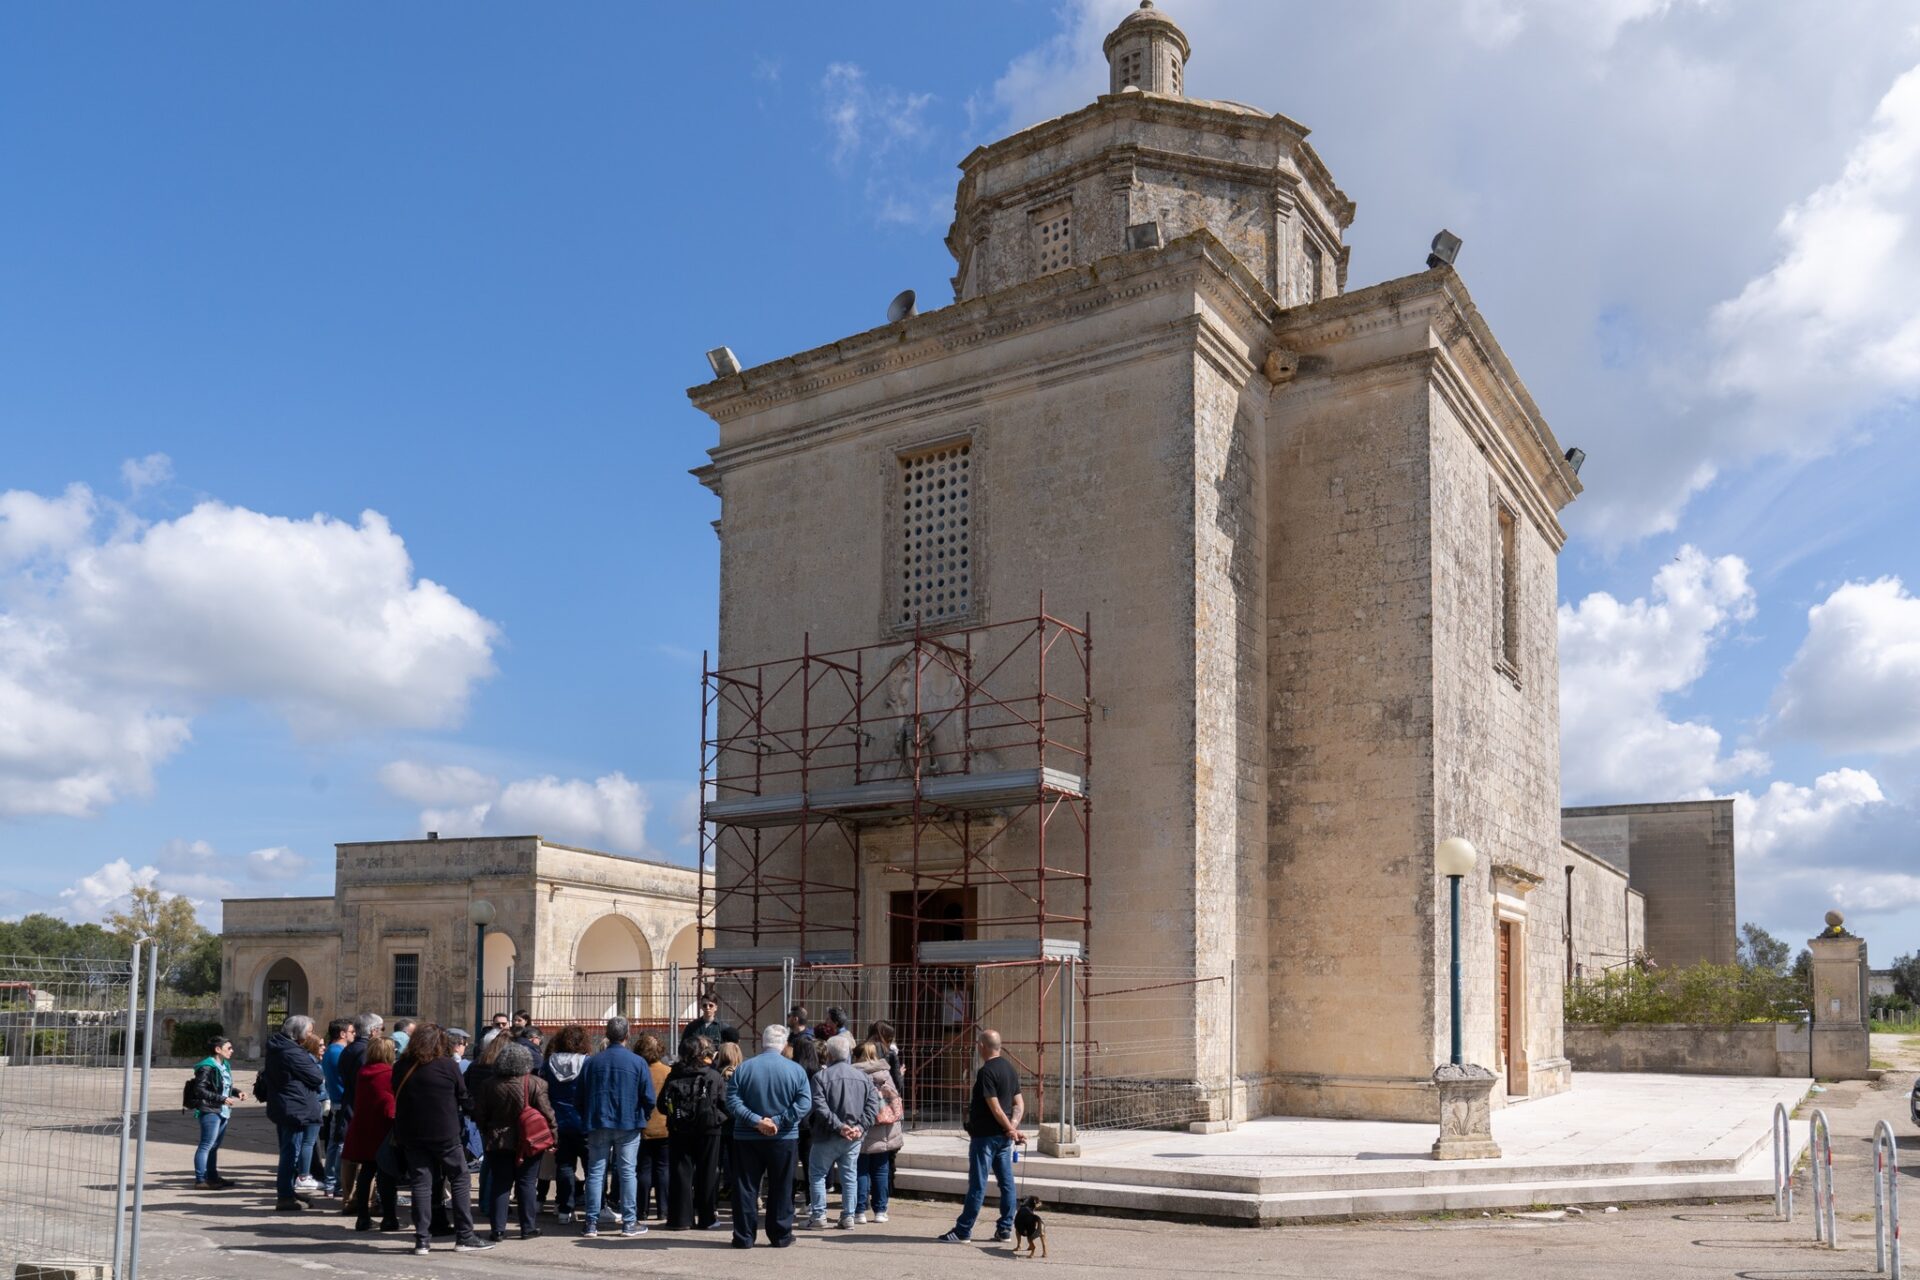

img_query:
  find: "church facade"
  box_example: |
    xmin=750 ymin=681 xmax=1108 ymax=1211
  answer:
xmin=688 ymin=3 xmax=1582 ymax=1121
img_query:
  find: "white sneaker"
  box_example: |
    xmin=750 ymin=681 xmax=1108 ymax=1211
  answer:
xmin=873 ymin=1212 xmax=888 ymax=1223
xmin=294 ymin=1177 xmax=320 ymax=1193
xmin=854 ymin=1211 xmax=867 ymax=1224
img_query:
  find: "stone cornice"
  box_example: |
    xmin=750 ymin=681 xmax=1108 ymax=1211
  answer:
xmin=689 ymin=231 xmax=1276 ymax=434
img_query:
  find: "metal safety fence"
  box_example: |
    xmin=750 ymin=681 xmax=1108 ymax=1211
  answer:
xmin=0 ymin=944 xmax=157 ymax=1280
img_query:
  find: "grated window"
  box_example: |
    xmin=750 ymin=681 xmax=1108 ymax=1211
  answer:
xmin=1033 ymin=203 xmax=1072 ymax=276
xmin=1120 ymin=50 xmax=1144 ymax=88
xmin=391 ymin=952 xmax=420 ymax=1018
xmin=1169 ymin=60 xmax=1181 ymax=94
xmin=898 ymin=442 xmax=974 ymax=627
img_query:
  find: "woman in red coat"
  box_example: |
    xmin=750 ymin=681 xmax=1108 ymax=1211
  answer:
xmin=342 ymin=1036 xmax=399 ymax=1231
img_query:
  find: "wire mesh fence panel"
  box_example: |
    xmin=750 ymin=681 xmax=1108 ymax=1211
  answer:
xmin=0 ymin=951 xmax=140 ymax=1278
xmin=488 ymin=971 xmax=700 ymax=1049
xmin=1074 ymin=967 xmax=1231 ymax=1131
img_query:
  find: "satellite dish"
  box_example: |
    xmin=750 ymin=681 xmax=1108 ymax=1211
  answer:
xmin=887 ymin=289 xmax=918 ymax=324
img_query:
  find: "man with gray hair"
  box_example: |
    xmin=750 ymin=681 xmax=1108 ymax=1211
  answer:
xmin=259 ymin=1014 xmax=324 ymax=1212
xmin=806 ymin=1033 xmax=879 ymax=1230
xmin=724 ymin=1025 xmax=814 ymax=1248
xmin=577 ymin=1016 xmax=655 ymax=1238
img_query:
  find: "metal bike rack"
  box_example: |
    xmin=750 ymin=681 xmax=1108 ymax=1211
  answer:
xmin=1810 ymin=1109 xmax=1837 ymax=1248
xmin=1773 ymin=1101 xmax=1794 ymax=1221
xmin=1874 ymin=1119 xmax=1902 ymax=1279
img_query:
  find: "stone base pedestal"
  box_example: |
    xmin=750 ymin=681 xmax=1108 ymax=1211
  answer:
xmin=1431 ymin=1063 xmax=1502 ymax=1160
xmin=1038 ymin=1122 xmax=1080 ymax=1158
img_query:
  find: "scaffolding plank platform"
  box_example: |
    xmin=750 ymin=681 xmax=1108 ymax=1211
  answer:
xmin=703 ymin=766 xmax=1088 ymax=829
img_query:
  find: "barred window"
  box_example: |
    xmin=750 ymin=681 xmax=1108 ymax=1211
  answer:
xmin=1494 ymin=503 xmax=1520 ymax=674
xmin=1119 ymin=50 xmax=1144 ymax=88
xmin=1032 ymin=202 xmax=1071 ymax=276
xmin=391 ymin=953 xmax=420 ymax=1018
xmin=898 ymin=442 xmax=973 ymax=627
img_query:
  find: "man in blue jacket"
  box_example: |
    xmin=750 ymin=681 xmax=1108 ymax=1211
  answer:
xmin=577 ymin=1016 xmax=655 ymax=1239
xmin=724 ymin=1024 xmax=814 ymax=1249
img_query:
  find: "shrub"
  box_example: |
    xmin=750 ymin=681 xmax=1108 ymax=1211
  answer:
xmin=171 ymin=1020 xmax=225 ymax=1058
xmin=1565 ymin=962 xmax=1808 ymax=1030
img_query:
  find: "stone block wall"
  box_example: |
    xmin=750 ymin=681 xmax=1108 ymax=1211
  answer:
xmin=1561 ymin=801 xmax=1736 ymax=967
xmin=1563 ymin=839 xmax=1642 ymax=978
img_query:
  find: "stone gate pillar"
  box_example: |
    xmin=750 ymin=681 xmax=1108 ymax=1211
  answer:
xmin=1808 ymin=910 xmax=1870 ymax=1081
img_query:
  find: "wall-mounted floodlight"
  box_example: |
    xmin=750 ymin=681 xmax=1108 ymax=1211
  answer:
xmin=1427 ymin=229 xmax=1463 ymax=270
xmin=706 ymin=347 xmax=742 ymax=379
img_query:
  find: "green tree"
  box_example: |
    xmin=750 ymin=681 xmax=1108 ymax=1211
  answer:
xmin=107 ymin=887 xmax=209 ymax=991
xmin=1737 ymin=922 xmax=1792 ymax=974
xmin=173 ymin=932 xmax=223 ymax=997
xmin=1889 ymin=952 xmax=1920 ymax=1004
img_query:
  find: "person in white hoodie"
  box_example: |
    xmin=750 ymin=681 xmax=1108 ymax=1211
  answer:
xmin=852 ymin=1040 xmax=904 ymax=1223
xmin=540 ymin=1024 xmax=593 ymax=1223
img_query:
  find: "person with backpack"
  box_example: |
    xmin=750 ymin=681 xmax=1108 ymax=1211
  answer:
xmin=660 ymin=1034 xmax=726 ymax=1230
xmin=472 ymin=1041 xmax=557 ymax=1241
xmin=541 ymin=1024 xmax=591 ymax=1224
xmin=186 ymin=1035 xmax=245 ymax=1190
xmin=853 ymin=1039 xmax=903 ymax=1223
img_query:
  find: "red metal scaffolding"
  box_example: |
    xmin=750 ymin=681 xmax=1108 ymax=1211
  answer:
xmin=697 ymin=606 xmax=1093 ymax=1124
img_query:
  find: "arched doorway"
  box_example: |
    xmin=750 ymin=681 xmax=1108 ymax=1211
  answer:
xmin=573 ymin=914 xmax=654 ymax=1023
xmin=483 ymin=932 xmax=518 ymax=1012
xmin=258 ymin=957 xmax=310 ymax=1052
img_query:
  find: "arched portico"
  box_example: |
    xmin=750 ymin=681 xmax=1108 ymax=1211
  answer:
xmin=573 ymin=912 xmax=653 ymax=976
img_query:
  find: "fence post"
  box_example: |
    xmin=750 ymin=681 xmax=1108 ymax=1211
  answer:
xmin=781 ymin=957 xmax=794 ymax=1031
xmin=667 ymin=963 xmax=680 ymax=1039
xmin=127 ymin=937 xmax=158 ymax=1279
xmin=1875 ymin=1118 xmax=1901 ymax=1278
xmin=1227 ymin=969 xmax=1238 ymax=1126
xmin=112 ymin=939 xmax=142 ymax=1279
xmin=1772 ymin=1101 xmax=1793 ymax=1221
xmin=1810 ymin=1109 xmax=1836 ymax=1248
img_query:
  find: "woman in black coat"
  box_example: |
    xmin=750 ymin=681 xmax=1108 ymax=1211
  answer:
xmin=660 ymin=1035 xmax=727 ymax=1230
xmin=257 ymin=1016 xmax=324 ymax=1211
xmin=391 ymin=1024 xmax=491 ymax=1255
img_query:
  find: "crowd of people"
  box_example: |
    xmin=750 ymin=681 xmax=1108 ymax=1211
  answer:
xmin=185 ymin=997 xmax=1026 ymax=1252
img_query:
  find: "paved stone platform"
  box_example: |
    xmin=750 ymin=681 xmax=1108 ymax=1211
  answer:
xmin=894 ymin=1073 xmax=1814 ymax=1223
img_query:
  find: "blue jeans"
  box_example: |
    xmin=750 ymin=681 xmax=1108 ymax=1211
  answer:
xmin=856 ymin=1149 xmax=892 ymax=1214
xmin=952 ymin=1133 xmax=1014 ymax=1238
xmin=585 ymin=1128 xmax=641 ymax=1229
xmin=806 ymin=1131 xmax=858 ymax=1221
xmin=324 ymin=1112 xmax=346 ymax=1191
xmin=273 ymin=1120 xmax=305 ymax=1199
xmin=194 ymin=1112 xmax=228 ymax=1181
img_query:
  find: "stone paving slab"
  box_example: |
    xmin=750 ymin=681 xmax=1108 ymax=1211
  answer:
xmin=893 ymin=1072 xmax=1814 ymax=1221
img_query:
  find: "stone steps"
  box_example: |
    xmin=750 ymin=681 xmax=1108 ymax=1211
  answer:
xmin=891 ymin=1163 xmax=1781 ymax=1225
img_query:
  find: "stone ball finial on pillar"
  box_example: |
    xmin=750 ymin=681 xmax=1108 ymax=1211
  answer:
xmin=1103 ymin=0 xmax=1192 ymax=98
xmin=1824 ymin=909 xmax=1844 ymax=930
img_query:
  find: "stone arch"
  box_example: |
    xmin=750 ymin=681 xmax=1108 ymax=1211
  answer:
xmin=254 ymin=956 xmax=311 ymax=1052
xmin=665 ymin=925 xmax=701 ymax=1019
xmin=483 ymin=931 xmax=518 ymax=1000
xmin=573 ymin=912 xmax=654 ymax=977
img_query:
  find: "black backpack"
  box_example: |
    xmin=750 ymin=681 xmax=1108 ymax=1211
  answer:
xmin=659 ymin=1068 xmax=724 ymax=1135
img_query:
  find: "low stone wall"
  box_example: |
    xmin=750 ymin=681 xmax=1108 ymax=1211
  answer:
xmin=1567 ymin=1022 xmax=1810 ymax=1076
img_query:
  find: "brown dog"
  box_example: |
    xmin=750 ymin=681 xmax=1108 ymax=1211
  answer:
xmin=1014 ymin=1196 xmax=1046 ymax=1258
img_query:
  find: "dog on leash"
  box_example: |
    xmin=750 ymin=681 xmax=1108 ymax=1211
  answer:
xmin=1013 ymin=1196 xmax=1047 ymax=1258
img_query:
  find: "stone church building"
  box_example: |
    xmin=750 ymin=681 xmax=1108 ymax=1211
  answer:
xmin=221 ymin=835 xmax=704 ymax=1055
xmin=688 ymin=3 xmax=1585 ymax=1122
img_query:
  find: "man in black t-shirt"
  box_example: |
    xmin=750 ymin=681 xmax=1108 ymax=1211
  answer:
xmin=936 ymin=1029 xmax=1024 ymax=1243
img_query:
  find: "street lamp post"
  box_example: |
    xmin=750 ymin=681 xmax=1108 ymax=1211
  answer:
xmin=1434 ymin=837 xmax=1477 ymax=1066
xmin=1431 ymin=837 xmax=1500 ymax=1160
xmin=468 ymin=899 xmax=495 ymax=1038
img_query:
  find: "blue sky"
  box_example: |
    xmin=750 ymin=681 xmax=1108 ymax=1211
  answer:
xmin=3 ymin=2 xmax=1918 ymax=960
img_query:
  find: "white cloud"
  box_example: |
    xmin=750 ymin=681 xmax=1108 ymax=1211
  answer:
xmin=1710 ymin=64 xmax=1920 ymax=417
xmin=58 ymin=858 xmax=160 ymax=920
xmin=378 ymin=760 xmax=499 ymax=808
xmin=0 ymin=480 xmax=498 ymax=818
xmin=119 ymin=453 xmax=174 ymax=495
xmin=1773 ymin=577 xmax=1920 ymax=755
xmin=1559 ymin=546 xmax=1767 ymax=802
xmin=1734 ymin=768 xmax=1888 ymax=862
xmin=820 ymin=62 xmax=933 ymax=169
xmin=246 ymin=846 xmax=309 ymax=881
xmin=0 ymin=483 xmax=96 ymax=568
xmin=383 ymin=761 xmax=655 ymax=856
xmin=982 ymin=5 xmax=1920 ymax=544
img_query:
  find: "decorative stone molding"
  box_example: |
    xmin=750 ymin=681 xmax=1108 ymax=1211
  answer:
xmin=1431 ymin=1063 xmax=1502 ymax=1160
